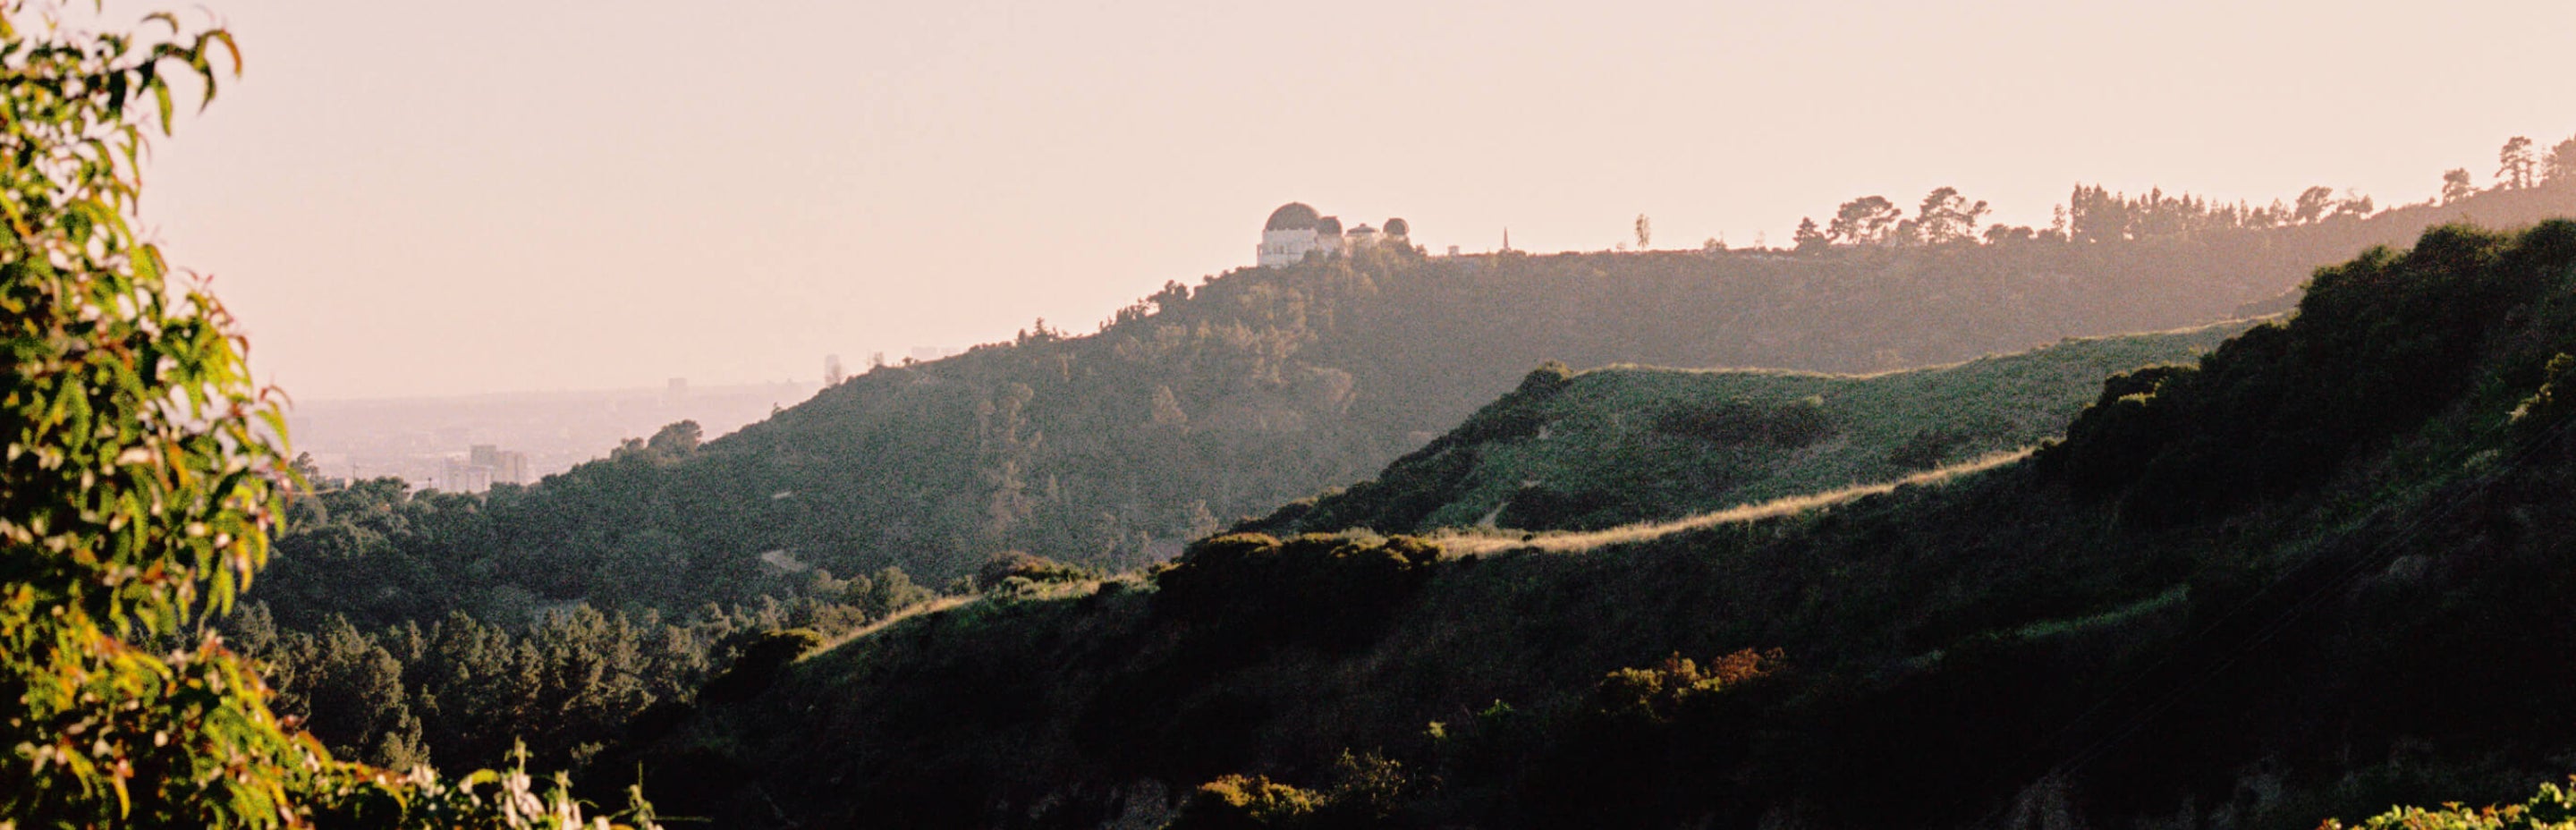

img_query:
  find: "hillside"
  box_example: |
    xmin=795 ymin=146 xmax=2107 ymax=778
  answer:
xmin=256 ymin=183 xmax=2576 ymax=628
xmin=1243 ymin=321 xmax=2249 ymax=536
xmin=611 ymin=221 xmax=2576 ymax=830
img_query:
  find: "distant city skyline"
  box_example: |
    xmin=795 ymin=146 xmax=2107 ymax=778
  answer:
xmin=287 ymin=380 xmax=815 ymax=488
xmin=134 ymin=0 xmax=2576 ymax=399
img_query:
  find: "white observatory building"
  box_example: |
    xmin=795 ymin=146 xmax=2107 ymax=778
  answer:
xmin=1258 ymin=202 xmax=1409 ymax=267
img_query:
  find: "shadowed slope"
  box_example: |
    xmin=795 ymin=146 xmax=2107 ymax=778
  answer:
xmin=622 ymin=222 xmax=2576 ymax=830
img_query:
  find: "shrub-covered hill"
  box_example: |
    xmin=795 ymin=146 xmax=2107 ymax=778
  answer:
xmin=1241 ymin=321 xmax=2249 ymax=536
xmin=479 ymin=192 xmax=2576 ymax=601
xmin=606 ymin=221 xmax=2576 ymax=830
xmin=264 ymin=184 xmax=2576 ymax=626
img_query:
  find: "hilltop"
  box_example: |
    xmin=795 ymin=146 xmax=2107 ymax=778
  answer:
xmin=1243 ymin=320 xmax=2249 ymax=537
xmin=257 ymin=182 xmax=2576 ymax=628
xmin=613 ymin=221 xmax=2576 ymax=830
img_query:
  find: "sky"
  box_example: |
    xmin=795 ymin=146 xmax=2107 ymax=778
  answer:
xmin=130 ymin=0 xmax=2576 ymax=400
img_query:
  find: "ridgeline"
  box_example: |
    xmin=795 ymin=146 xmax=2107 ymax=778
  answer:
xmin=258 ymin=182 xmax=2576 ymax=628
xmin=621 ymin=220 xmax=2576 ymax=829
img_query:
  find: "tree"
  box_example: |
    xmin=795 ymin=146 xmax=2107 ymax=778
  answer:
xmin=1982 ymin=224 xmax=2035 ymax=245
xmin=860 ymin=566 xmax=931 ymax=619
xmin=0 ymin=4 xmax=647 ymax=826
xmin=2547 ymin=137 xmax=2576 ymax=185
xmin=1149 ymin=385 xmax=1188 ymax=427
xmin=1633 ymin=214 xmax=1651 ymax=250
xmin=2442 ymin=168 xmax=2475 ymax=204
xmin=1826 ymin=196 xmax=1902 ymax=246
xmin=1915 ymin=187 xmax=1990 ymax=245
xmin=647 ymin=419 xmax=703 ymax=455
xmin=1792 ymin=217 xmax=1829 ymax=253
xmin=2293 ymin=186 xmax=2337 ymax=224
xmin=275 ymin=618 xmax=426 ymax=769
xmin=2065 ymin=184 xmax=2121 ymax=242
xmin=2498 ymin=136 xmax=2538 ymax=190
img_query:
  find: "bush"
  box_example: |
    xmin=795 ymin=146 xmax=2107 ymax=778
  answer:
xmin=697 ymin=628 xmax=825 ymax=706
xmin=1887 ymin=416 xmax=2014 ymax=470
xmin=1587 ymin=649 xmax=1782 ymax=724
xmin=1506 ymin=649 xmax=1784 ymax=829
xmin=2511 ymin=352 xmax=2576 ymax=436
xmin=1493 ymin=485 xmax=1620 ymax=530
xmin=1516 ymin=360 xmax=1575 ymax=397
xmin=1154 ymin=534 xmax=1443 ymax=651
xmin=977 ymin=551 xmax=1093 ymax=589
xmin=1167 ymin=775 xmax=1323 ymax=830
xmin=1657 ymin=398 xmax=1837 ymax=447
xmin=1165 ymin=752 xmax=1419 ymax=830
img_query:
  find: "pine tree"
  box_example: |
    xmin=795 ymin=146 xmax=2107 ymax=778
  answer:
xmin=2443 ymin=168 xmax=2475 ymax=203
xmin=1792 ymin=217 xmax=1829 ymax=252
xmin=2499 ymin=136 xmax=2538 ymax=190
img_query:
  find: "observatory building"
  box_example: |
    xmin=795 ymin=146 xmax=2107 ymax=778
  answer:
xmin=1257 ymin=202 xmax=1409 ymax=267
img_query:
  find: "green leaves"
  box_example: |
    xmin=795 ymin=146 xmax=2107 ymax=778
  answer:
xmin=0 ymin=3 xmax=651 ymax=827
xmin=2319 ymin=779 xmax=2576 ymax=829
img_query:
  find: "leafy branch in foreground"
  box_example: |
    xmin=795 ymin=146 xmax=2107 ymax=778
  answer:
xmin=0 ymin=3 xmax=648 ymax=826
xmin=2318 ymin=779 xmax=2576 ymax=830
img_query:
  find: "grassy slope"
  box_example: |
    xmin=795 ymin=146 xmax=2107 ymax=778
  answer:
xmin=1247 ymin=320 xmax=2251 ymax=535
xmin=617 ymin=220 xmax=2576 ymax=830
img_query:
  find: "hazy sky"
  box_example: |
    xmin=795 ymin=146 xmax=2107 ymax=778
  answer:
xmin=136 ymin=0 xmax=2576 ymax=400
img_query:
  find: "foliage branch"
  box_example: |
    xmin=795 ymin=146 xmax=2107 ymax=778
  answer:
xmin=0 ymin=3 xmax=650 ymax=826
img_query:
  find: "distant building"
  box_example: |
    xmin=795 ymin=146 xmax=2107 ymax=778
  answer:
xmin=436 ymin=445 xmax=530 ymax=492
xmin=470 ymin=445 xmax=530 ymax=486
xmin=1257 ymin=202 xmax=1412 ymax=267
xmin=440 ymin=456 xmax=494 ymax=493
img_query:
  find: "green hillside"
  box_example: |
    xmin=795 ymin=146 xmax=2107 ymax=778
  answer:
xmin=1246 ymin=321 xmax=2250 ymax=536
xmin=606 ymin=221 xmax=2576 ymax=830
xmin=254 ymin=182 xmax=2576 ymax=629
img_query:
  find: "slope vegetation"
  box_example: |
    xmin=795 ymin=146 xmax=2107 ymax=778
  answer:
xmin=616 ymin=220 xmax=2576 ymax=830
xmin=263 ymin=184 xmax=2576 ymax=626
xmin=1244 ymin=320 xmax=2248 ymax=536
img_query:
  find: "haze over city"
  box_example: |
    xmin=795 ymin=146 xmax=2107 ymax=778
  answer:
xmin=136 ymin=0 xmax=2576 ymax=400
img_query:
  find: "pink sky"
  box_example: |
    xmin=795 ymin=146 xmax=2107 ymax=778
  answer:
xmin=133 ymin=0 xmax=2576 ymax=399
